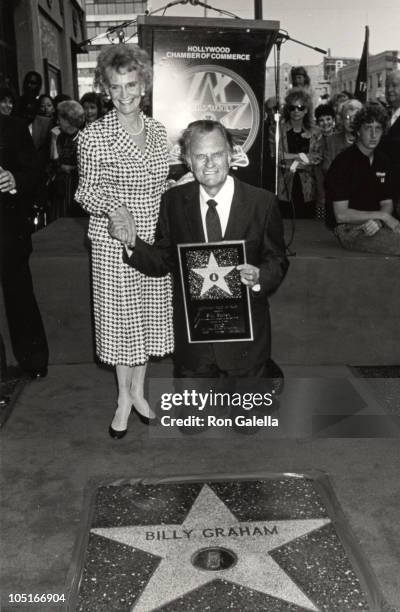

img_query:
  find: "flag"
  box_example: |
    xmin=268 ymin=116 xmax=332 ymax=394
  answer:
xmin=354 ymin=26 xmax=369 ymax=103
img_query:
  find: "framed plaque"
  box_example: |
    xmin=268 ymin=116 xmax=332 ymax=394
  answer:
xmin=177 ymin=241 xmax=253 ymax=343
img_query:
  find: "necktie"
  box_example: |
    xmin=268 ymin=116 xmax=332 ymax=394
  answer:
xmin=206 ymin=199 xmax=223 ymax=242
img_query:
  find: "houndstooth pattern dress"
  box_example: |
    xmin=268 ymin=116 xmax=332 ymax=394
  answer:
xmin=75 ymin=110 xmax=174 ymax=366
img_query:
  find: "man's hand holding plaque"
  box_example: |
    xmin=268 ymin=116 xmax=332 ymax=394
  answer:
xmin=236 ymin=263 xmax=260 ymax=289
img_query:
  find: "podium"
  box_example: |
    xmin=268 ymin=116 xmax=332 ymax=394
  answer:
xmin=137 ymin=16 xmax=280 ymax=186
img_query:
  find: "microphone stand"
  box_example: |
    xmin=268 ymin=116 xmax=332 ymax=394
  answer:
xmin=274 ymin=36 xmax=283 ymax=199
xmin=272 ymin=30 xmax=327 ymax=255
xmin=278 ymin=30 xmax=327 ymax=56
xmin=190 ymin=1 xmax=240 ymax=19
xmin=78 ymin=0 xmax=241 ymax=48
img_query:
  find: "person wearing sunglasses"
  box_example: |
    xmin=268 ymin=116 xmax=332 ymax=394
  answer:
xmin=270 ymin=87 xmax=320 ymax=218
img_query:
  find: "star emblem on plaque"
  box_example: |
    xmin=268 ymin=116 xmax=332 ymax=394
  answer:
xmin=192 ymin=252 xmax=236 ymax=298
xmin=177 ymin=241 xmax=253 ymax=343
xmin=92 ymin=485 xmax=328 ymax=611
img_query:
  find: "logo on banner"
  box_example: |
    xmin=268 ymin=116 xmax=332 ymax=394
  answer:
xmin=184 ymin=65 xmax=260 ymax=152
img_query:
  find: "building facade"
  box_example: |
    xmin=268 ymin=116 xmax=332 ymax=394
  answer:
xmin=323 ymin=54 xmax=358 ymax=82
xmin=265 ymin=52 xmax=360 ymax=110
xmin=77 ymin=0 xmax=147 ymax=97
xmin=330 ymin=50 xmax=400 ymax=100
xmin=265 ymin=50 xmax=400 ymax=109
xmin=0 ymin=0 xmax=86 ymax=98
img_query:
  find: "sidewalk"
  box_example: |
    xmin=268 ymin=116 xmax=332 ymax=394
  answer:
xmin=1 ymin=362 xmax=399 ymax=611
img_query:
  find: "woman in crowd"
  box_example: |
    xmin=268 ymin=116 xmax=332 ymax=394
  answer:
xmin=330 ymin=91 xmax=352 ymax=130
xmin=0 ymin=86 xmax=14 ymax=116
xmin=270 ymin=87 xmax=320 ymax=218
xmin=312 ymin=104 xmax=336 ymax=217
xmin=38 ymin=94 xmax=56 ymax=123
xmin=75 ymin=44 xmax=173 ymax=439
xmin=321 ymin=98 xmax=363 ymax=174
xmin=314 ymin=104 xmax=336 ymax=137
xmin=290 ymin=66 xmax=317 ymax=108
xmin=290 ymin=66 xmax=311 ymax=90
xmin=51 ymin=100 xmax=85 ymax=219
xmin=49 ymin=94 xmax=72 ymax=161
xmin=79 ymin=91 xmax=102 ymax=125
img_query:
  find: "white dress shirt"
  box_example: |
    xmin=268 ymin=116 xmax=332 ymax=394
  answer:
xmin=199 ymin=175 xmax=234 ymax=240
xmin=199 ymin=176 xmax=260 ymax=292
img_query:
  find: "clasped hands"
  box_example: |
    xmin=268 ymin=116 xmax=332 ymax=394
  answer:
xmin=361 ymin=214 xmax=400 ymax=236
xmin=108 ymin=206 xmax=136 ymax=246
xmin=108 ymin=206 xmax=260 ymax=288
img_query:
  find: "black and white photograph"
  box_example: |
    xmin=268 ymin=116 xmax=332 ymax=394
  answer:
xmin=1 ymin=0 xmax=399 ymax=610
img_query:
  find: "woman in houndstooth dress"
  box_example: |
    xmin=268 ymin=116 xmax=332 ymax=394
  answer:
xmin=75 ymin=44 xmax=173 ymax=437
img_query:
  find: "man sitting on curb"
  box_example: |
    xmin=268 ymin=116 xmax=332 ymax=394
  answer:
xmin=325 ymin=103 xmax=400 ymax=255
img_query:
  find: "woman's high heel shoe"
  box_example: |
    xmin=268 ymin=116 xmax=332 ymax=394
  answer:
xmin=109 ymin=402 xmax=131 ymax=439
xmin=108 ymin=424 xmax=128 ymax=439
xmin=131 ymin=404 xmax=157 ymax=426
xmin=131 ymin=395 xmax=157 ymax=426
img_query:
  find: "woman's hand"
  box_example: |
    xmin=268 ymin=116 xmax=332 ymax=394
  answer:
xmin=108 ymin=206 xmax=137 ymax=246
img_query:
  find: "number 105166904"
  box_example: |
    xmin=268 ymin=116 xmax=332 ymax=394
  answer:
xmin=9 ymin=593 xmax=65 ymax=604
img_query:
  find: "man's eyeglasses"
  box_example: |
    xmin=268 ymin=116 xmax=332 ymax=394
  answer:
xmin=289 ymin=104 xmax=306 ymax=112
xmin=194 ymin=151 xmax=226 ymax=164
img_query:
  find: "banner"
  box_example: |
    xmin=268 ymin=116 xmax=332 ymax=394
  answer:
xmin=354 ymin=25 xmax=369 ymax=103
xmin=152 ymin=28 xmax=267 ymax=185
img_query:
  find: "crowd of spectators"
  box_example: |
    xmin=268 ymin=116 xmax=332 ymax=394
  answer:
xmin=266 ymin=66 xmax=400 ymax=255
xmin=0 ymin=71 xmax=114 ymax=228
xmin=0 ymin=71 xmax=117 ymax=382
xmin=1 ymin=65 xmax=399 ymax=245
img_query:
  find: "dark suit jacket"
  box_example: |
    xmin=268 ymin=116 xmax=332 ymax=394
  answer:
xmin=31 ymin=115 xmax=52 ymax=172
xmin=379 ymin=115 xmax=400 ymax=203
xmin=126 ymin=177 xmax=289 ymax=372
xmin=0 ymin=115 xmax=39 ymax=241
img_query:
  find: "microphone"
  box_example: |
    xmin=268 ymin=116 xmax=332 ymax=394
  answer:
xmin=167 ymin=0 xmax=189 ymax=5
xmin=313 ymin=46 xmax=328 ymax=54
